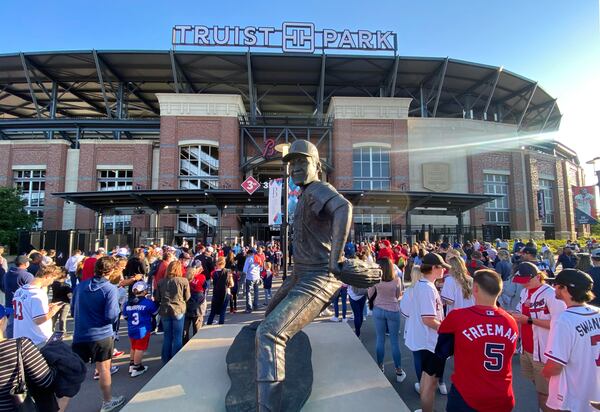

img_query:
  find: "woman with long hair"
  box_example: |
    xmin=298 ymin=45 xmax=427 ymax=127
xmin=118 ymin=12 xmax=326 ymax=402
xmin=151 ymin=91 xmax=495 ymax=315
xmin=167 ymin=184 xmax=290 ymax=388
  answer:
xmin=156 ymin=260 xmax=190 ymax=363
xmin=183 ymin=263 xmax=207 ymax=343
xmin=440 ymin=255 xmax=474 ymax=313
xmin=226 ymin=251 xmax=239 ymax=313
xmin=207 ymin=257 xmax=234 ymax=325
xmin=367 ymin=258 xmax=405 ymax=382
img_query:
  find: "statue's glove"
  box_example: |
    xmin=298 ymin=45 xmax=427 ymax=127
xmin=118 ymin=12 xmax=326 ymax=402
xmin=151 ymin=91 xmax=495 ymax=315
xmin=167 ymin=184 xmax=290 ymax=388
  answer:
xmin=336 ymin=258 xmax=382 ymax=288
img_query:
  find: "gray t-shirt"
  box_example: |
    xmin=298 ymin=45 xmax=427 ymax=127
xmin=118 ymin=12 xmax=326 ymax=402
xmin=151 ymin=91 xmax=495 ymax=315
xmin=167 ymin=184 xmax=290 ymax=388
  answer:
xmin=292 ymin=181 xmax=349 ymax=266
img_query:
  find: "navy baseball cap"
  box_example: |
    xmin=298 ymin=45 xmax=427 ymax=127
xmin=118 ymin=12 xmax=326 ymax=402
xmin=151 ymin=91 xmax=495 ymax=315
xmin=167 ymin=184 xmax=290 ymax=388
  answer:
xmin=521 ymin=246 xmax=538 ymax=256
xmin=0 ymin=304 xmax=13 ymax=318
xmin=513 ymin=262 xmax=540 ymax=284
xmin=553 ymin=269 xmax=593 ymax=293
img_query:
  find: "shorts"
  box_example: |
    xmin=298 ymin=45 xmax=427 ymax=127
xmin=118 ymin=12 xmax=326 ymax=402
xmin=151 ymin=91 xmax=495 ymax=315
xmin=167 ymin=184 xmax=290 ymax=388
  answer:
xmin=420 ymin=349 xmax=446 ymax=379
xmin=520 ymin=351 xmax=548 ymax=395
xmin=130 ymin=333 xmax=151 ymax=351
xmin=447 ymin=385 xmax=478 ymax=412
xmin=72 ymin=336 xmax=114 ymax=364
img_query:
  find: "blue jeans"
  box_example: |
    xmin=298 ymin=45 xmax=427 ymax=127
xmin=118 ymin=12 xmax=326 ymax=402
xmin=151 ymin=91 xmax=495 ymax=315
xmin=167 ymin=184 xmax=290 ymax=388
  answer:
xmin=69 ymin=271 xmax=78 ymax=289
xmin=333 ymin=287 xmax=347 ymax=319
xmin=245 ymin=279 xmax=260 ymax=311
xmin=264 ymin=288 xmax=272 ymax=304
xmin=161 ymin=314 xmax=184 ymax=364
xmin=349 ymin=296 xmax=366 ymax=337
xmin=373 ymin=306 xmax=401 ymax=369
xmin=207 ymin=294 xmax=230 ymax=325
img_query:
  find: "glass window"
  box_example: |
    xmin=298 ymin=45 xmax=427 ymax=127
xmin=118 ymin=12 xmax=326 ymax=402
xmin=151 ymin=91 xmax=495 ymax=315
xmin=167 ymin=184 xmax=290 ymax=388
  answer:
xmin=484 ymin=174 xmax=510 ymax=224
xmin=354 ymin=214 xmax=392 ymax=236
xmin=352 ymin=146 xmax=391 ymax=190
xmin=178 ymin=213 xmax=218 ymax=234
xmin=13 ymin=169 xmax=46 ymax=230
xmin=179 ymin=145 xmax=219 ymax=190
xmin=538 ymin=179 xmax=555 ymax=225
xmin=97 ymin=169 xmax=133 ymax=233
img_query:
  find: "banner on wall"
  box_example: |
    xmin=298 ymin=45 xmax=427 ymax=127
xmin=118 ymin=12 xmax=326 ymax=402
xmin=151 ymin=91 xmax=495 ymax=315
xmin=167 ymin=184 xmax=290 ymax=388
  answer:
xmin=573 ymin=185 xmax=598 ymax=225
xmin=268 ymin=178 xmax=283 ymax=226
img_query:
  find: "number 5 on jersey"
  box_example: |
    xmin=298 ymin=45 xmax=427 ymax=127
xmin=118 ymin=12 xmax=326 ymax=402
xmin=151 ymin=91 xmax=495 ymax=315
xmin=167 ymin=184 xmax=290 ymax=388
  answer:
xmin=484 ymin=342 xmax=505 ymax=371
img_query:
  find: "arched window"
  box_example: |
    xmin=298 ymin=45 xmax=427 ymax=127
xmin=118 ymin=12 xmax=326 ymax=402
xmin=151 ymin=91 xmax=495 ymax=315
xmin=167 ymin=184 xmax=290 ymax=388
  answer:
xmin=352 ymin=145 xmax=391 ymax=190
xmin=179 ymin=144 xmax=219 ymax=189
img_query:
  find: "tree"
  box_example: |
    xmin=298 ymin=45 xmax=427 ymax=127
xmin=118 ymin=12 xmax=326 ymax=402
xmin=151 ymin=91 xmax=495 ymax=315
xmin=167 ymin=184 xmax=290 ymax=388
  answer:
xmin=0 ymin=186 xmax=36 ymax=247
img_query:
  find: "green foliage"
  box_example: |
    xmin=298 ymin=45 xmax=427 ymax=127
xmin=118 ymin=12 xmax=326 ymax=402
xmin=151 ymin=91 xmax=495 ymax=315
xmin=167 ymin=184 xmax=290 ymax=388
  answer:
xmin=591 ymin=224 xmax=600 ymax=238
xmin=0 ymin=187 xmax=36 ymax=247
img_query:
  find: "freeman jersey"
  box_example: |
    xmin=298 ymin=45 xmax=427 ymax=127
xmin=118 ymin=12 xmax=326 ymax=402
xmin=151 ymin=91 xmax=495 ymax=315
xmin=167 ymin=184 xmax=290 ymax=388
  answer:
xmin=123 ymin=297 xmax=158 ymax=340
xmin=405 ymin=279 xmax=444 ymax=352
xmin=437 ymin=306 xmax=518 ymax=412
xmin=516 ymin=284 xmax=566 ymax=362
xmin=545 ymin=305 xmax=600 ymax=412
xmin=12 ymin=284 xmax=53 ymax=345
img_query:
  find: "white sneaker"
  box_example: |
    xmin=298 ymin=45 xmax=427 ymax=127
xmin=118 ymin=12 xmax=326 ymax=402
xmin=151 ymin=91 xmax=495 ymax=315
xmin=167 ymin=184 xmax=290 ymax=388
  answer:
xmin=347 ymin=315 xmax=354 ymax=320
xmin=414 ymin=382 xmax=420 ymax=394
xmin=100 ymin=396 xmax=125 ymax=412
xmin=131 ymin=365 xmax=148 ymax=377
xmin=341 ymin=317 xmax=348 ymax=322
xmin=128 ymin=364 xmax=134 ymax=373
xmin=438 ymin=382 xmax=448 ymax=395
xmin=395 ymin=369 xmax=407 ymax=383
xmin=329 ymin=316 xmax=339 ymax=322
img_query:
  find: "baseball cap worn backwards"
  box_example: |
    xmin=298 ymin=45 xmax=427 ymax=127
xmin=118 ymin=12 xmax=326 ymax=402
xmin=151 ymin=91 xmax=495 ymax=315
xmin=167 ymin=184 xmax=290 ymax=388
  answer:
xmin=513 ymin=262 xmax=540 ymax=284
xmin=422 ymin=253 xmax=451 ymax=269
xmin=132 ymin=281 xmax=148 ymax=293
xmin=553 ymin=269 xmax=593 ymax=292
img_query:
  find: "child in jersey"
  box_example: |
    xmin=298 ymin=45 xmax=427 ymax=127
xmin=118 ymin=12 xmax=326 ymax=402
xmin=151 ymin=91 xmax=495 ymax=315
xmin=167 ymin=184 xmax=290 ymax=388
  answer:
xmin=123 ymin=281 xmax=158 ymax=377
xmin=262 ymin=262 xmax=273 ymax=306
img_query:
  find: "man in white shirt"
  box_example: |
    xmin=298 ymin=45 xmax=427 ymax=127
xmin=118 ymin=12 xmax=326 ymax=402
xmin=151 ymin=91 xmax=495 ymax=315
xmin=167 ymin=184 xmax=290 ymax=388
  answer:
xmin=64 ymin=249 xmax=84 ymax=288
xmin=405 ymin=253 xmax=448 ymax=412
xmin=12 ymin=265 xmax=65 ymax=346
xmin=543 ymin=269 xmax=600 ymax=412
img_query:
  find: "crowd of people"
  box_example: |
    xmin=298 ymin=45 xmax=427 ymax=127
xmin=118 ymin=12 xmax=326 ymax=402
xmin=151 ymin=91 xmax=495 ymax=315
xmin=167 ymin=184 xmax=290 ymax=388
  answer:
xmin=0 ymin=236 xmax=599 ymax=411
xmin=340 ymin=237 xmax=600 ymax=412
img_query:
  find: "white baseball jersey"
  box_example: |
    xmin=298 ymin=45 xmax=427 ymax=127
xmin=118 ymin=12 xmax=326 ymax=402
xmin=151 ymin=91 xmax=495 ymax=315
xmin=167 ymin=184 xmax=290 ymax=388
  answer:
xmin=545 ymin=305 xmax=600 ymax=412
xmin=516 ymin=284 xmax=566 ymax=362
xmin=12 ymin=284 xmax=53 ymax=346
xmin=405 ymin=279 xmax=444 ymax=352
xmin=440 ymin=275 xmax=475 ymax=313
xmin=400 ymin=286 xmax=413 ymax=340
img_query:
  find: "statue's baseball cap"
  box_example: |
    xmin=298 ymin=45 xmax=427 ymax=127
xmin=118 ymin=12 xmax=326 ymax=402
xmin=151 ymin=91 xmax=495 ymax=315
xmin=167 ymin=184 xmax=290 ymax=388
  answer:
xmin=553 ymin=269 xmax=593 ymax=293
xmin=422 ymin=253 xmax=451 ymax=269
xmin=513 ymin=261 xmax=540 ymax=284
xmin=282 ymin=139 xmax=319 ymax=162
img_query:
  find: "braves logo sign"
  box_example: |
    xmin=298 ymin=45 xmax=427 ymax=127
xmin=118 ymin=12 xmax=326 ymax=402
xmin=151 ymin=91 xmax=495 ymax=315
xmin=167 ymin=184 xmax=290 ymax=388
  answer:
xmin=262 ymin=138 xmax=276 ymax=159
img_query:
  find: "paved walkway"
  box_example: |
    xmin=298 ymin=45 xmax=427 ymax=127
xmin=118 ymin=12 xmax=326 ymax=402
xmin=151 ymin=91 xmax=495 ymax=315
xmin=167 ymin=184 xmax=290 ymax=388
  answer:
xmin=65 ymin=275 xmax=538 ymax=412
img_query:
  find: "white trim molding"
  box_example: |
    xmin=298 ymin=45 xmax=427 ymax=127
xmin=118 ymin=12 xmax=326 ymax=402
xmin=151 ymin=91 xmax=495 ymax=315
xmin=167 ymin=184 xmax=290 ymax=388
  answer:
xmin=12 ymin=164 xmax=46 ymax=170
xmin=97 ymin=164 xmax=134 ymax=170
xmin=353 ymin=142 xmax=392 ymax=149
xmin=482 ymin=169 xmax=511 ymax=175
xmin=178 ymin=139 xmax=220 ymax=147
xmin=0 ymin=140 xmax=70 ymax=146
xmin=327 ymin=97 xmax=412 ymax=120
xmin=156 ymin=93 xmax=246 ymax=117
xmin=79 ymin=140 xmax=153 ymax=145
xmin=538 ymin=174 xmax=555 ymax=181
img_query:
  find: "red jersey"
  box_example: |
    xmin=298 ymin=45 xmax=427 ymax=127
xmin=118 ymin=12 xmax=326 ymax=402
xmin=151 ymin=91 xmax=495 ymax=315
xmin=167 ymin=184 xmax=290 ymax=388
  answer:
xmin=81 ymin=257 xmax=97 ymax=281
xmin=437 ymin=305 xmax=518 ymax=412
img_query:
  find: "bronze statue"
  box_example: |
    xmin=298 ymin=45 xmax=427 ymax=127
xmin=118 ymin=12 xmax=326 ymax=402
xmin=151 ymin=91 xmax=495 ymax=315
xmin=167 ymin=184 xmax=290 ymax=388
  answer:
xmin=255 ymin=140 xmax=381 ymax=411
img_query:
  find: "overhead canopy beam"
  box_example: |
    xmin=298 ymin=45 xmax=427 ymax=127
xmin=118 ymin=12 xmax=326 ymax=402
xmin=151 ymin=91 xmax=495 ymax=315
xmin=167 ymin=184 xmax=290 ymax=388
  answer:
xmin=432 ymin=57 xmax=449 ymax=117
xmin=246 ymin=52 xmax=257 ymax=123
xmin=483 ymin=67 xmax=503 ymax=118
xmin=316 ymin=54 xmax=326 ymax=122
xmin=539 ymin=100 xmax=557 ymax=132
xmin=92 ymin=50 xmax=112 ymax=118
xmin=388 ymin=56 xmax=399 ymax=97
xmin=19 ymin=53 xmax=41 ymax=118
xmin=170 ymin=50 xmax=197 ymax=94
xmin=517 ymin=83 xmax=537 ymax=130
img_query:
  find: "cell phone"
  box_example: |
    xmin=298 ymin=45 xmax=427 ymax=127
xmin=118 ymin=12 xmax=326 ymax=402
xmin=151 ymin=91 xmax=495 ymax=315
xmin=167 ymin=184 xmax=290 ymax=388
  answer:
xmin=48 ymin=331 xmax=64 ymax=343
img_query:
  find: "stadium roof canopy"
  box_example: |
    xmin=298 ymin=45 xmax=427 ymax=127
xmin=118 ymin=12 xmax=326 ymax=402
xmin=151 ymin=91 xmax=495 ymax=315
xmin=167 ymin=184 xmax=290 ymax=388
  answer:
xmin=0 ymin=50 xmax=560 ymax=135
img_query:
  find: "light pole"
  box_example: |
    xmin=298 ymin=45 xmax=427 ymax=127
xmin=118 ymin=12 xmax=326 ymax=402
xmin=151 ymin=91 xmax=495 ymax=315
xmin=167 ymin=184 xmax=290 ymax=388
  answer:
xmin=586 ymin=156 xmax=600 ymax=189
xmin=275 ymin=143 xmax=291 ymax=280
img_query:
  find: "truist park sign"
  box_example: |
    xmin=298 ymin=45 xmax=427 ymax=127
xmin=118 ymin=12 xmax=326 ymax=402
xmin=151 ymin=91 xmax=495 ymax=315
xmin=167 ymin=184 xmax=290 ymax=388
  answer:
xmin=172 ymin=22 xmax=397 ymax=54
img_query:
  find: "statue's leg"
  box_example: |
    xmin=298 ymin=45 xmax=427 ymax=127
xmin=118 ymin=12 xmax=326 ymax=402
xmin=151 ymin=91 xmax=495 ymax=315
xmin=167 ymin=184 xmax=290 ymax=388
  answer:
xmin=256 ymin=270 xmax=341 ymax=411
xmin=264 ymin=274 xmax=298 ymax=317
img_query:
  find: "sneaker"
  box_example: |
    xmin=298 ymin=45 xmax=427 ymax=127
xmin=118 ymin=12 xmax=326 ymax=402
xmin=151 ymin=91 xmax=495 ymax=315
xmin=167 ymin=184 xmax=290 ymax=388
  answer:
xmin=112 ymin=349 xmax=125 ymax=358
xmin=128 ymin=363 xmax=135 ymax=373
xmin=131 ymin=365 xmax=148 ymax=377
xmin=100 ymin=395 xmax=126 ymax=412
xmin=347 ymin=315 xmax=354 ymax=320
xmin=379 ymin=364 xmax=385 ymax=373
xmin=94 ymin=365 xmax=119 ymax=380
xmin=341 ymin=317 xmax=348 ymax=322
xmin=395 ymin=368 xmax=407 ymax=383
xmin=438 ymin=382 xmax=448 ymax=395
xmin=329 ymin=316 xmax=339 ymax=322
xmin=414 ymin=382 xmax=420 ymax=394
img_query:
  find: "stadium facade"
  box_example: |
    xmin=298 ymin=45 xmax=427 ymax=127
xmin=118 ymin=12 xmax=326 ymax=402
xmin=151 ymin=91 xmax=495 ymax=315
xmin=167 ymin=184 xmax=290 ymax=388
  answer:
xmin=0 ymin=48 xmax=585 ymax=248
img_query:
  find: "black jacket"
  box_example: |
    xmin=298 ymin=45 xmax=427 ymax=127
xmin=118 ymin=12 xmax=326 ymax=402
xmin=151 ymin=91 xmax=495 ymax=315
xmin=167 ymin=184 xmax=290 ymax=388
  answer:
xmin=41 ymin=341 xmax=86 ymax=398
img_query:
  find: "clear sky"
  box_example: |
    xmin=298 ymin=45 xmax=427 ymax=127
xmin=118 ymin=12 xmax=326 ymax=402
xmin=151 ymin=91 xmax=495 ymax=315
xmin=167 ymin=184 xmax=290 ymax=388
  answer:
xmin=2 ymin=0 xmax=599 ymax=183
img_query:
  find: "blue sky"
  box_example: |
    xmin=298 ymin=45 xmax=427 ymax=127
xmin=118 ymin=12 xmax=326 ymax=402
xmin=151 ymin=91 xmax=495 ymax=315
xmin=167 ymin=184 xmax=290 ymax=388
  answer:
xmin=2 ymin=0 xmax=599 ymax=181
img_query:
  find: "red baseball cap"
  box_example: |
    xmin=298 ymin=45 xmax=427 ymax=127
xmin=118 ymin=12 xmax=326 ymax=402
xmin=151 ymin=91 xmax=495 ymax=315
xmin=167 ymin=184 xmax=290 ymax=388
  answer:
xmin=381 ymin=240 xmax=391 ymax=248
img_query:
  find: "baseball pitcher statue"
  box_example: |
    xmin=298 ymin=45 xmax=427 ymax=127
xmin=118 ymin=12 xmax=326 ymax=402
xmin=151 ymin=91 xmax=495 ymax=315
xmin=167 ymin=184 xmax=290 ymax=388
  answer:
xmin=255 ymin=140 xmax=381 ymax=411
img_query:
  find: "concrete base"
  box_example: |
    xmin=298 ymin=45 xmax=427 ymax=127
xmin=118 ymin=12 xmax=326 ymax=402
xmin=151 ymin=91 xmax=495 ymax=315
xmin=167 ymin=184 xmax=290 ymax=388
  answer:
xmin=554 ymin=231 xmax=576 ymax=240
xmin=123 ymin=322 xmax=410 ymax=412
xmin=511 ymin=230 xmax=547 ymax=241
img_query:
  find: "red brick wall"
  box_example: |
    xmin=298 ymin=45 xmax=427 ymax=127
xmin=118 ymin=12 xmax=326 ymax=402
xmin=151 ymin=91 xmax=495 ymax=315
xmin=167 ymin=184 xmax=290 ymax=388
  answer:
xmin=330 ymin=119 xmax=409 ymax=191
xmin=0 ymin=142 xmax=69 ymax=230
xmin=75 ymin=142 xmax=154 ymax=229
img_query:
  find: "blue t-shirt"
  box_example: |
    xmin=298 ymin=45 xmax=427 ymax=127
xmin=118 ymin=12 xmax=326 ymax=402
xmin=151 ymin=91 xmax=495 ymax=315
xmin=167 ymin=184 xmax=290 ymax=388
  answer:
xmin=123 ymin=297 xmax=158 ymax=340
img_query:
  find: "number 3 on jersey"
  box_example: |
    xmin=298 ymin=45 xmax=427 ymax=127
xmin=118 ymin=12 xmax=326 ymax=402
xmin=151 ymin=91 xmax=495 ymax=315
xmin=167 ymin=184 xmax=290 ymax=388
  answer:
xmin=484 ymin=342 xmax=505 ymax=371
xmin=131 ymin=312 xmax=140 ymax=326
